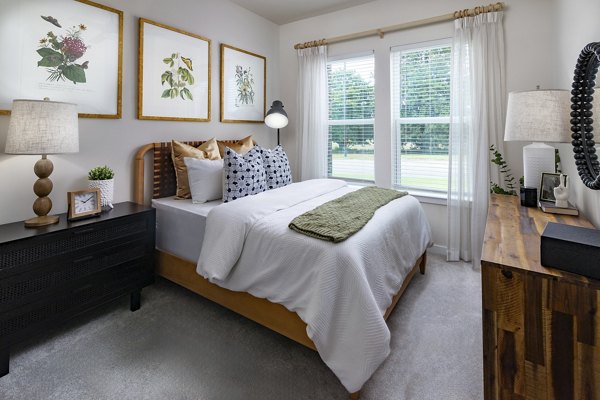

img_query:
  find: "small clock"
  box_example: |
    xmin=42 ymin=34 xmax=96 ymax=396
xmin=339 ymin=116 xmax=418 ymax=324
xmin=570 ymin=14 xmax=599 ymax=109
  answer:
xmin=67 ymin=189 xmax=102 ymax=221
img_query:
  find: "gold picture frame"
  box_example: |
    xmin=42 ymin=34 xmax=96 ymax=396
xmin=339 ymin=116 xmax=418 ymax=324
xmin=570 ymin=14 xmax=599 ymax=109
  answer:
xmin=0 ymin=0 xmax=123 ymax=119
xmin=67 ymin=189 xmax=102 ymax=221
xmin=138 ymin=18 xmax=211 ymax=122
xmin=220 ymin=44 xmax=266 ymax=123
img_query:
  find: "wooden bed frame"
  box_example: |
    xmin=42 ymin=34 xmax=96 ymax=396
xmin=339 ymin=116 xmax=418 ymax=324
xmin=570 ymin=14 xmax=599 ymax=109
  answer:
xmin=134 ymin=140 xmax=427 ymax=398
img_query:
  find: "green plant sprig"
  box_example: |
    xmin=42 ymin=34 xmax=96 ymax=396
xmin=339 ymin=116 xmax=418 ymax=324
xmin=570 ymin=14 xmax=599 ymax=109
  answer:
xmin=88 ymin=165 xmax=114 ymax=180
xmin=489 ymin=144 xmax=517 ymax=196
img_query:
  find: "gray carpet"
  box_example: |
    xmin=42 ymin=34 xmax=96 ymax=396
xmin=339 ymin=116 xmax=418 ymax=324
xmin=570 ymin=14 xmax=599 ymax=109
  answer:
xmin=0 ymin=252 xmax=482 ymax=400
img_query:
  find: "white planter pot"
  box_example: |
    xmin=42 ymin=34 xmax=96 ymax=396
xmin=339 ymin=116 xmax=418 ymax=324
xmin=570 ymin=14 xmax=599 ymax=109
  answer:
xmin=89 ymin=178 xmax=114 ymax=209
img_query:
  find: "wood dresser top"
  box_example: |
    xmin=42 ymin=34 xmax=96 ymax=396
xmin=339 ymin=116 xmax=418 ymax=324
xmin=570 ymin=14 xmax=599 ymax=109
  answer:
xmin=481 ymin=193 xmax=599 ymax=286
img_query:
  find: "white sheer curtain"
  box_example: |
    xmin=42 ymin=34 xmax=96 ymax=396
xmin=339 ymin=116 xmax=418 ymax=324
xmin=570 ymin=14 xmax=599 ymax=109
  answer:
xmin=447 ymin=12 xmax=506 ymax=266
xmin=296 ymin=45 xmax=328 ymax=181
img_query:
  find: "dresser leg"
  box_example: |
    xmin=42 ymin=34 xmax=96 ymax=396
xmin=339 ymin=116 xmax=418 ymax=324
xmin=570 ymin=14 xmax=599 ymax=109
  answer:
xmin=130 ymin=290 xmax=141 ymax=312
xmin=0 ymin=348 xmax=9 ymax=377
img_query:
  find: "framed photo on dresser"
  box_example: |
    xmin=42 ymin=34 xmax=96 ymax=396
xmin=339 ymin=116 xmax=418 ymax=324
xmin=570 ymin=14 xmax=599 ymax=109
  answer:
xmin=540 ymin=172 xmax=567 ymax=202
xmin=0 ymin=0 xmax=123 ymax=118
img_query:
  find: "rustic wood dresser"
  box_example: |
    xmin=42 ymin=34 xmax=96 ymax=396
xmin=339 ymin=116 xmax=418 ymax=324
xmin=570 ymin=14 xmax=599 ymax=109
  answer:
xmin=481 ymin=193 xmax=599 ymax=399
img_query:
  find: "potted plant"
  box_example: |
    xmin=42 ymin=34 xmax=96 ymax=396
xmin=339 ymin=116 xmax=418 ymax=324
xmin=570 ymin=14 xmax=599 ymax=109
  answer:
xmin=88 ymin=165 xmax=115 ymax=209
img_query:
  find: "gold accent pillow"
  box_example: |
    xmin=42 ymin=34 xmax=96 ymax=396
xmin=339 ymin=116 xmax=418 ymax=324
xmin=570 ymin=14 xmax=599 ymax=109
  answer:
xmin=172 ymin=138 xmax=221 ymax=199
xmin=217 ymin=135 xmax=254 ymax=158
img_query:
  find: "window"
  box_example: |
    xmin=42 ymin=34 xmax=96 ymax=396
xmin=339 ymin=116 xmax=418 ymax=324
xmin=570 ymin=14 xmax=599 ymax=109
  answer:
xmin=327 ymin=54 xmax=375 ymax=182
xmin=391 ymin=40 xmax=451 ymax=194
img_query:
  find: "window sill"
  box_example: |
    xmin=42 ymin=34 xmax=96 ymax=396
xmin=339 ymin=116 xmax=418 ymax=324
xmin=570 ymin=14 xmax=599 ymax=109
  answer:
xmin=407 ymin=190 xmax=447 ymax=206
xmin=346 ymin=182 xmax=447 ymax=206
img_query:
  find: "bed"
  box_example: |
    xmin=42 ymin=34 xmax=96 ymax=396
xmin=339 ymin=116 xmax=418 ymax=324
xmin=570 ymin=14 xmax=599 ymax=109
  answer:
xmin=134 ymin=140 xmax=432 ymax=398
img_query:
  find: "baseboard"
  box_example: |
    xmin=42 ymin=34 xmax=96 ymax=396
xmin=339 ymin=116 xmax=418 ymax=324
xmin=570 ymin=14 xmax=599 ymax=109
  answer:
xmin=427 ymin=244 xmax=447 ymax=257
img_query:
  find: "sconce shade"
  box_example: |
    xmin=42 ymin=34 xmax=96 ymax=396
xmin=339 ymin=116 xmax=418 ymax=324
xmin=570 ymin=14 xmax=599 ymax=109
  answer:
xmin=265 ymin=100 xmax=289 ymax=129
xmin=5 ymin=99 xmax=79 ymax=155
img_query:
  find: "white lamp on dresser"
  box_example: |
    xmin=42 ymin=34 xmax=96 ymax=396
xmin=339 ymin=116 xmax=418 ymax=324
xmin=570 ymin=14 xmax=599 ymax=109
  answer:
xmin=504 ymin=89 xmax=572 ymax=193
xmin=4 ymin=98 xmax=79 ymax=227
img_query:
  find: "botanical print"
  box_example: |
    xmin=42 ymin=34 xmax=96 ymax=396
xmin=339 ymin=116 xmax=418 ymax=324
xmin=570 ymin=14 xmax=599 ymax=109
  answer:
xmin=220 ymin=44 xmax=265 ymax=122
xmin=0 ymin=1 xmax=123 ymax=118
xmin=235 ymin=65 xmax=254 ymax=106
xmin=37 ymin=15 xmax=89 ymax=84
xmin=138 ymin=18 xmax=210 ymax=121
xmin=161 ymin=53 xmax=194 ymax=100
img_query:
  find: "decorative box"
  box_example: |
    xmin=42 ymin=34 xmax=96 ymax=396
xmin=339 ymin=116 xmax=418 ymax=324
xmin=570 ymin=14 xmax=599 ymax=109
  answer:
xmin=540 ymin=222 xmax=600 ymax=279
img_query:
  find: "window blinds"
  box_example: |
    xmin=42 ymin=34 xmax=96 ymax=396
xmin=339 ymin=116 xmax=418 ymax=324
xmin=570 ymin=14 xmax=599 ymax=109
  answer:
xmin=391 ymin=41 xmax=451 ymax=193
xmin=327 ymin=54 xmax=375 ymax=182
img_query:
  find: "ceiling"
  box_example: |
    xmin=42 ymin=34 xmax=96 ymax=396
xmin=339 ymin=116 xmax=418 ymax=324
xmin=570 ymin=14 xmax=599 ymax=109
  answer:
xmin=229 ymin=0 xmax=377 ymax=25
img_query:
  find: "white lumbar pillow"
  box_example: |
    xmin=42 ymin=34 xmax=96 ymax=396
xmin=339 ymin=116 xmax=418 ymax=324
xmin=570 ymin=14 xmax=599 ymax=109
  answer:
xmin=183 ymin=157 xmax=223 ymax=203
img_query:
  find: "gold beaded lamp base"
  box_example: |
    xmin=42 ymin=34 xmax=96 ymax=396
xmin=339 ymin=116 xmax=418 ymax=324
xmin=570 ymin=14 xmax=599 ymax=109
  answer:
xmin=24 ymin=215 xmax=59 ymax=227
xmin=25 ymin=155 xmax=59 ymax=228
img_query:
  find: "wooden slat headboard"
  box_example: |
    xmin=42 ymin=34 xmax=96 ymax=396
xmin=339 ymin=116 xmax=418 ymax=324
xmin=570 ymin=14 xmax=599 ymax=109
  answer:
xmin=133 ymin=139 xmax=250 ymax=205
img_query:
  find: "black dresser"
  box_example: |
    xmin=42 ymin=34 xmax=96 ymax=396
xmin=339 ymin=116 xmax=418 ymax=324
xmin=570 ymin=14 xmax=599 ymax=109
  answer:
xmin=0 ymin=202 xmax=155 ymax=376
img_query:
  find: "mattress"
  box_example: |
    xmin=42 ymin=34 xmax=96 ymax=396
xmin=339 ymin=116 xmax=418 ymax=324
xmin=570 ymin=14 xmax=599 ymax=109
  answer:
xmin=152 ymin=196 xmax=221 ymax=262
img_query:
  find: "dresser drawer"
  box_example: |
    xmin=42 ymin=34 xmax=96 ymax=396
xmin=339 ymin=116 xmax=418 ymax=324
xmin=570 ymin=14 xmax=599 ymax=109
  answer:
xmin=0 ymin=214 xmax=150 ymax=273
xmin=0 ymin=261 xmax=146 ymax=345
xmin=0 ymin=240 xmax=150 ymax=311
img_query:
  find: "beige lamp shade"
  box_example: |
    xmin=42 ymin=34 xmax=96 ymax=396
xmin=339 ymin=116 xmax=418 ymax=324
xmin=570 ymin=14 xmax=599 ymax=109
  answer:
xmin=504 ymin=89 xmax=572 ymax=143
xmin=5 ymin=99 xmax=79 ymax=155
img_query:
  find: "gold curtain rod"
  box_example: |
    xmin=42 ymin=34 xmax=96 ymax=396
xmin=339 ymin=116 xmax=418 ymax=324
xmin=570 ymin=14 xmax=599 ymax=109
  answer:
xmin=293 ymin=2 xmax=505 ymax=50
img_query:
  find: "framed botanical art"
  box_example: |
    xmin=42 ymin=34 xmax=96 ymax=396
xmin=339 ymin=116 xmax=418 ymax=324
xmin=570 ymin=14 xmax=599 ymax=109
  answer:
xmin=220 ymin=44 xmax=266 ymax=123
xmin=0 ymin=0 xmax=123 ymax=118
xmin=138 ymin=18 xmax=211 ymax=122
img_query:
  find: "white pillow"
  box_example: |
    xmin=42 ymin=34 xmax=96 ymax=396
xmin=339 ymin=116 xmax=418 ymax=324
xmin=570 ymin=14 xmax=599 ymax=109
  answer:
xmin=183 ymin=157 xmax=223 ymax=203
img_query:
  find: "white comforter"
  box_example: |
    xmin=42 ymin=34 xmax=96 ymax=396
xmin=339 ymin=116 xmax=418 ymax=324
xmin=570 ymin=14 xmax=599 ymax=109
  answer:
xmin=197 ymin=179 xmax=432 ymax=392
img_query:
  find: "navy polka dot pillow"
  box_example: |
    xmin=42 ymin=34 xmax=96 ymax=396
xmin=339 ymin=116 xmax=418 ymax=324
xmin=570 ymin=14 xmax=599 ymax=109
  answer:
xmin=260 ymin=145 xmax=292 ymax=190
xmin=223 ymin=146 xmax=266 ymax=202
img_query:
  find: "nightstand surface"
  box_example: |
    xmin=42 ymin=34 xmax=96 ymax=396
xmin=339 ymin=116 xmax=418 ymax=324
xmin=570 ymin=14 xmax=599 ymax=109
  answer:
xmin=0 ymin=202 xmax=151 ymax=244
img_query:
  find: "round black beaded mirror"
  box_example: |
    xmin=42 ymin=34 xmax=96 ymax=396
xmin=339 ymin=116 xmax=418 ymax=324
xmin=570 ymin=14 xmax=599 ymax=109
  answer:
xmin=571 ymin=42 xmax=600 ymax=190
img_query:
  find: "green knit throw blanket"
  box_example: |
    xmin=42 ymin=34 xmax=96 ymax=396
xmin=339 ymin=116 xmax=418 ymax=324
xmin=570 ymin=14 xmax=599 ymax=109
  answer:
xmin=289 ymin=186 xmax=407 ymax=243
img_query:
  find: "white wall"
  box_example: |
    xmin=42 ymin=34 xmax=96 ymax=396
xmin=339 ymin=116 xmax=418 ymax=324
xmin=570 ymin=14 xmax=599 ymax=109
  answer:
xmin=0 ymin=0 xmax=280 ymax=225
xmin=279 ymin=0 xmax=558 ymax=249
xmin=554 ymin=0 xmax=600 ymax=227
xmin=4 ymin=0 xmax=594 ymax=240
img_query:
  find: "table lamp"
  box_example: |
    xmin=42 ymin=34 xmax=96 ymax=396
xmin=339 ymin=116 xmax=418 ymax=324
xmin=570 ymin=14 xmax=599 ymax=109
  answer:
xmin=265 ymin=100 xmax=288 ymax=145
xmin=4 ymin=99 xmax=79 ymax=227
xmin=504 ymin=89 xmax=571 ymax=193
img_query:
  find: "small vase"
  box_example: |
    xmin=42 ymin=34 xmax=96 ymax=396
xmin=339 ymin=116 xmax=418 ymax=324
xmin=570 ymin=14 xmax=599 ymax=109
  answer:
xmin=89 ymin=178 xmax=114 ymax=209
